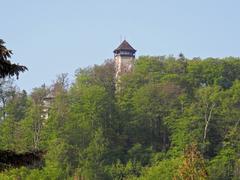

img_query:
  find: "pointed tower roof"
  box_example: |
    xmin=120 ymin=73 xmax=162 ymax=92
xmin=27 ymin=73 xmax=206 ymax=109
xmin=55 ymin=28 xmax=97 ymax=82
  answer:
xmin=114 ymin=40 xmax=136 ymax=54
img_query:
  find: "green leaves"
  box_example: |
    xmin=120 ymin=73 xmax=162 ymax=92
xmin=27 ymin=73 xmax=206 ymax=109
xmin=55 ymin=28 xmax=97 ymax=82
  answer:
xmin=2 ymin=55 xmax=240 ymax=179
xmin=0 ymin=39 xmax=27 ymax=79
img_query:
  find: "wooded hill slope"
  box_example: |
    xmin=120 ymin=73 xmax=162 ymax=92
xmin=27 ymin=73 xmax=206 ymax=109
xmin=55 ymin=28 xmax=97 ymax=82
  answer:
xmin=0 ymin=56 xmax=240 ymax=179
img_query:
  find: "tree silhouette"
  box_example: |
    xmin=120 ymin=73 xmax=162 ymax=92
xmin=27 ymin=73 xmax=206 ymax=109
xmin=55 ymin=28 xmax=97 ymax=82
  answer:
xmin=0 ymin=39 xmax=27 ymax=79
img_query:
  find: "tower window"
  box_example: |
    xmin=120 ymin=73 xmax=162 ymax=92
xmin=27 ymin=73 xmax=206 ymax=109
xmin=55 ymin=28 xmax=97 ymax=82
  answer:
xmin=120 ymin=51 xmax=133 ymax=56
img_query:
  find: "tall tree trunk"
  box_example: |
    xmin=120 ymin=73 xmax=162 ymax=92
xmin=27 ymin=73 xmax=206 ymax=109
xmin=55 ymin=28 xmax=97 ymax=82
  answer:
xmin=203 ymin=103 xmax=215 ymax=142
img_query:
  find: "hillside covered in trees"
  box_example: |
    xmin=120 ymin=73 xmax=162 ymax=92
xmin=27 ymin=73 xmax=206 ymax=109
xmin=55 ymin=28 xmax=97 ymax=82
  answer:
xmin=0 ymin=56 xmax=240 ymax=179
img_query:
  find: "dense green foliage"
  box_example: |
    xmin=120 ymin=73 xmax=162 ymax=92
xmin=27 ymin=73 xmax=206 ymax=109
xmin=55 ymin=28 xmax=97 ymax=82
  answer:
xmin=1 ymin=56 xmax=240 ymax=179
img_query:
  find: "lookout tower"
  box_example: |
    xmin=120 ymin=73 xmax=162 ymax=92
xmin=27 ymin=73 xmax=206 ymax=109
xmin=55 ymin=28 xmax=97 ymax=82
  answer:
xmin=114 ymin=40 xmax=136 ymax=80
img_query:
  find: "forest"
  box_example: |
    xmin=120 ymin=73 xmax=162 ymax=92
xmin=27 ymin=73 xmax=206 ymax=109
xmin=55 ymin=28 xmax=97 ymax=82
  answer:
xmin=0 ymin=53 xmax=240 ymax=179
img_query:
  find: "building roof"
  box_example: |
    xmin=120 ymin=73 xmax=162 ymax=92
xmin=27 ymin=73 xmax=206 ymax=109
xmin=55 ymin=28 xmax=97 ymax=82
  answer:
xmin=114 ymin=40 xmax=136 ymax=53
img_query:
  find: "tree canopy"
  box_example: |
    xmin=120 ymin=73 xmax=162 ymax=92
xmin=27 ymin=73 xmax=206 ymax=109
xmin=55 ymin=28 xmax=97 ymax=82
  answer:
xmin=0 ymin=39 xmax=27 ymax=79
xmin=0 ymin=56 xmax=240 ymax=179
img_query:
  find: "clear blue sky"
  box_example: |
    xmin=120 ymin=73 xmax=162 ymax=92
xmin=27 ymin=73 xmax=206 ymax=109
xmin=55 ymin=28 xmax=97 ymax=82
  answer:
xmin=2 ymin=0 xmax=240 ymax=92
